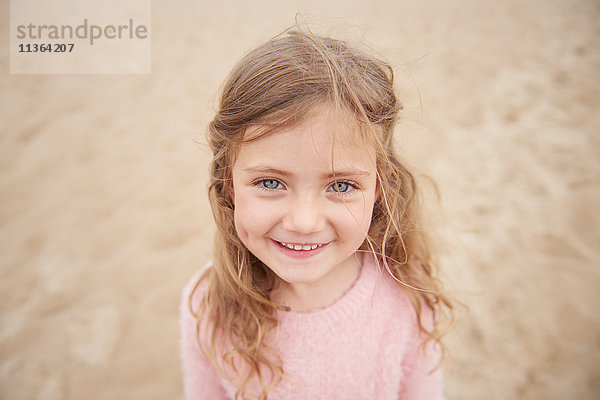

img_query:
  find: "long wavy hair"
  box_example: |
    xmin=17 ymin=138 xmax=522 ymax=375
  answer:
xmin=189 ymin=27 xmax=454 ymax=399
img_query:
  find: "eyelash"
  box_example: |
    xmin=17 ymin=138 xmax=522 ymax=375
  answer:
xmin=327 ymin=180 xmax=357 ymax=195
xmin=256 ymin=178 xmax=285 ymax=191
xmin=254 ymin=179 xmax=358 ymax=195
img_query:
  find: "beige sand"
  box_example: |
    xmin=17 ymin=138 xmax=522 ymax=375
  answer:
xmin=1 ymin=0 xmax=599 ymax=399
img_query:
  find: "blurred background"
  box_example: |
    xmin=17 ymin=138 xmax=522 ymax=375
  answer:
xmin=1 ymin=0 xmax=599 ymax=399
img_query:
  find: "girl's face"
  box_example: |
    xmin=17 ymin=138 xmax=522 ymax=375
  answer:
xmin=231 ymin=106 xmax=378 ymax=306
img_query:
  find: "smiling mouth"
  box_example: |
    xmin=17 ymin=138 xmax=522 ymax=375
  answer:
xmin=274 ymin=240 xmax=327 ymax=251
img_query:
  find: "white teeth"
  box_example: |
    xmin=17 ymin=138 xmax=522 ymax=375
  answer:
xmin=279 ymin=242 xmax=323 ymax=251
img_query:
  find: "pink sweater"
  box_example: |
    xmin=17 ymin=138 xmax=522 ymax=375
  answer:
xmin=180 ymin=254 xmax=446 ymax=399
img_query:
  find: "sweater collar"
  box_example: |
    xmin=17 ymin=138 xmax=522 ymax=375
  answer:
xmin=276 ymin=251 xmax=380 ymax=326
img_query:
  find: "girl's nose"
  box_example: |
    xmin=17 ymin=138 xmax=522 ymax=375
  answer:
xmin=282 ymin=194 xmax=326 ymax=234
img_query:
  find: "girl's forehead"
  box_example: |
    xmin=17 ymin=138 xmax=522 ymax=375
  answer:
xmin=242 ymin=105 xmax=376 ymax=150
xmin=235 ymin=106 xmax=377 ymax=171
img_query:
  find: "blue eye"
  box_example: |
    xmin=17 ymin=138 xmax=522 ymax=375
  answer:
xmin=260 ymin=179 xmax=282 ymax=190
xmin=329 ymin=181 xmax=353 ymax=193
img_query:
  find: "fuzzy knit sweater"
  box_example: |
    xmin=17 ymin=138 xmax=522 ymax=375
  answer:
xmin=180 ymin=253 xmax=446 ymax=400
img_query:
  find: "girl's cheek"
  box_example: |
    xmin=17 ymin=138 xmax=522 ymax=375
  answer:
xmin=238 ymin=193 xmax=280 ymax=221
xmin=337 ymin=196 xmax=374 ymax=219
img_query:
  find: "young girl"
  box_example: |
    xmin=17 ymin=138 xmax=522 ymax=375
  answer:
xmin=180 ymin=27 xmax=453 ymax=400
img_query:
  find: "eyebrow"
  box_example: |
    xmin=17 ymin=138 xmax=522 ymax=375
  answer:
xmin=243 ymin=165 xmax=371 ymax=179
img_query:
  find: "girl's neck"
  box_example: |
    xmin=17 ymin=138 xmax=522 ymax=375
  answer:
xmin=271 ymin=254 xmax=362 ymax=313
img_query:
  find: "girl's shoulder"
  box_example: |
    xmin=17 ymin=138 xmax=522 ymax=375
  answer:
xmin=362 ymin=254 xmax=429 ymax=333
xmin=180 ymin=261 xmax=213 ymax=317
xmin=363 ymin=254 xmax=413 ymax=306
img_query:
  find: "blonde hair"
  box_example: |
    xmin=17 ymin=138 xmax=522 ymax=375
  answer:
xmin=190 ymin=26 xmax=453 ymax=399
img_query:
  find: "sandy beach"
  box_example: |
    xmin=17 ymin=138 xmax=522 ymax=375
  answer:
xmin=1 ymin=0 xmax=599 ymax=399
